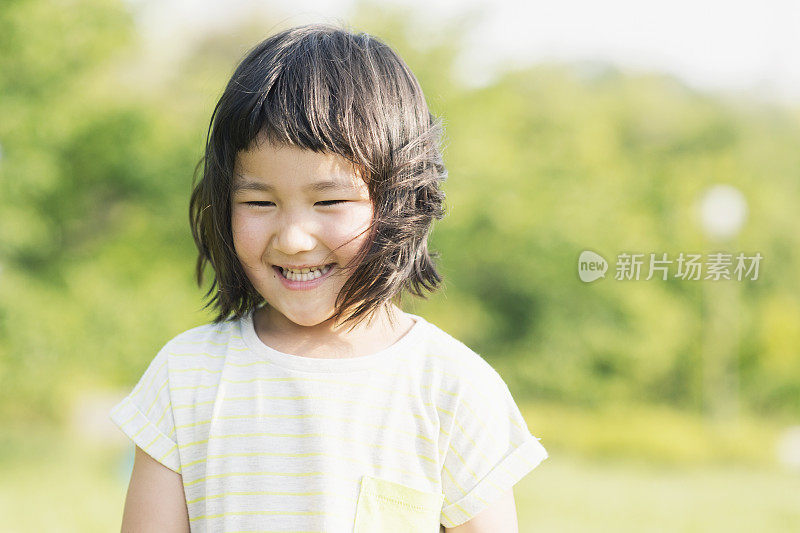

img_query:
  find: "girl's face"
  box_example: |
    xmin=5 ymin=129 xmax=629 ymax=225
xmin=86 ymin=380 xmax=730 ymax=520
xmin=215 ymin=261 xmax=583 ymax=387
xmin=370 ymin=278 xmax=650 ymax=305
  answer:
xmin=231 ymin=139 xmax=373 ymax=330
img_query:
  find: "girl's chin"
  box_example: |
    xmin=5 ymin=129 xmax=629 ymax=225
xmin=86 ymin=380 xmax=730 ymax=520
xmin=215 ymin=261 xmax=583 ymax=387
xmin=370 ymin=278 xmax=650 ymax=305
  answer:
xmin=285 ymin=316 xmax=334 ymax=328
xmin=265 ymin=306 xmax=337 ymax=328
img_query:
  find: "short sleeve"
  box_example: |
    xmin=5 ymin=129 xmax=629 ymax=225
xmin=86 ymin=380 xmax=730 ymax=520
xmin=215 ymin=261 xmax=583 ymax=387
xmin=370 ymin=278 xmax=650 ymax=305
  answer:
xmin=109 ymin=345 xmax=181 ymax=474
xmin=439 ymin=363 xmax=548 ymax=528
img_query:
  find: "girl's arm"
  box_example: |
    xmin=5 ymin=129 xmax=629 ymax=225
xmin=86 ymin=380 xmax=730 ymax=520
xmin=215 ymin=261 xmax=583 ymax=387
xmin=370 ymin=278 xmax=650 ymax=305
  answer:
xmin=444 ymin=488 xmax=519 ymax=533
xmin=120 ymin=445 xmax=190 ymax=533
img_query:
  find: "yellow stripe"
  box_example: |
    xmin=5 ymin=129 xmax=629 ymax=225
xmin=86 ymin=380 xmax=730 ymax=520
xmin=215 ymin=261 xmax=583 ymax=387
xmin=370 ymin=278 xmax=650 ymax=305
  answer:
xmin=188 ymin=489 xmax=325 ymax=505
xmin=225 ymin=530 xmax=319 ymax=533
xmin=445 ymin=460 xmax=488 ymax=507
xmin=184 ymin=469 xmax=321 ymax=488
xmin=132 ymin=419 xmax=148 ymax=440
xmin=178 ymin=431 xmax=438 ymax=468
xmin=173 ymin=403 xmax=436 ymax=445
xmin=181 ymin=449 xmax=439 ymax=491
xmin=144 ymin=377 xmax=167 ymax=416
xmin=159 ymin=443 xmax=178 ymax=465
xmin=172 ymin=375 xmax=348 ymax=390
xmin=186 ymin=488 xmax=346 ymax=506
xmin=171 ymin=372 xmax=446 ymax=414
xmin=170 ymin=366 xmax=223 ymax=374
xmin=155 ymin=401 xmax=170 ymax=427
xmin=131 ymin=356 xmax=168 ymax=408
xmin=169 ymin=350 xmax=226 ymax=359
xmin=441 ymin=462 xmax=488 ymax=511
xmin=446 ymin=409 xmax=514 ymax=500
xmin=181 ymin=450 xmax=327 ymax=469
xmin=441 ymin=507 xmax=453 ymax=524
xmin=118 ymin=409 xmax=137 ymax=428
xmin=442 ymin=463 xmax=463 ymax=494
xmin=116 ymin=400 xmax=178 ymax=464
xmin=179 ymin=410 xmax=433 ymax=439
xmin=170 ymin=337 xmax=242 ymax=346
xmin=189 ymin=509 xmax=324 ymax=522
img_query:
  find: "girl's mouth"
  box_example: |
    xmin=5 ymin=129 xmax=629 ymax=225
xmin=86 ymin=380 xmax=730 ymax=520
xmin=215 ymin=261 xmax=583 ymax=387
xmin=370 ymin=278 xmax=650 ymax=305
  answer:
xmin=272 ymin=263 xmax=336 ymax=291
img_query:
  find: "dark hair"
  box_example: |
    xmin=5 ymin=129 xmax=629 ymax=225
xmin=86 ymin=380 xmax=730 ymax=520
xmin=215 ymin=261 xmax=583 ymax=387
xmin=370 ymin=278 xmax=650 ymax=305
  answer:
xmin=189 ymin=22 xmax=448 ymax=330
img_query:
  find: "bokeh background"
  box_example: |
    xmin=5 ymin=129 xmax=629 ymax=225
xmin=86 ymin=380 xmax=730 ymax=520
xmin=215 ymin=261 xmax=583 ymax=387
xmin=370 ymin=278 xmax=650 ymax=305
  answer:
xmin=1 ymin=0 xmax=799 ymax=531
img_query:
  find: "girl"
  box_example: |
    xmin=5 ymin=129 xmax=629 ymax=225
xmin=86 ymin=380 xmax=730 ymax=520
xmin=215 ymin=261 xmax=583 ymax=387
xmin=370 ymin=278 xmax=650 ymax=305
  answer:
xmin=110 ymin=23 xmax=548 ymax=533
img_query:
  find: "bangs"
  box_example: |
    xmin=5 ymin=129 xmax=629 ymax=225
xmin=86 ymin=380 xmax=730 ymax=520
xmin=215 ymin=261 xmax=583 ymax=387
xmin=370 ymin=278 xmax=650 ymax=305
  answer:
xmin=220 ymin=25 xmax=425 ymax=176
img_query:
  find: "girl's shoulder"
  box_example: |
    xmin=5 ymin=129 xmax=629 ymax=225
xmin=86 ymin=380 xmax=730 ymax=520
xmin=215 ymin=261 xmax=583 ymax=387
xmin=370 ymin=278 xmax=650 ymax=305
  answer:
xmin=416 ymin=317 xmax=506 ymax=386
xmin=163 ymin=318 xmax=240 ymax=348
xmin=155 ymin=316 xmax=243 ymax=365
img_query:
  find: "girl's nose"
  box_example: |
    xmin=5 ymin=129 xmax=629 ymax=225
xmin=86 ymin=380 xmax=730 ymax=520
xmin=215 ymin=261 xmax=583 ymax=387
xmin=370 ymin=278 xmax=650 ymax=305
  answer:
xmin=273 ymin=215 xmax=316 ymax=255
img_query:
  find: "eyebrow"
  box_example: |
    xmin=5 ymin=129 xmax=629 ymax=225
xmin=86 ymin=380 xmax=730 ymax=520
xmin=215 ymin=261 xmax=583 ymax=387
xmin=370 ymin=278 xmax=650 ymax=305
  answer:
xmin=232 ymin=177 xmax=354 ymax=194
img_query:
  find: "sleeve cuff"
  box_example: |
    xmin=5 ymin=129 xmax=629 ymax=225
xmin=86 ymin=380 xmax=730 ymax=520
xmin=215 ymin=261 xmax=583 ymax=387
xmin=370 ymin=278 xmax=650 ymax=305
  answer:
xmin=109 ymin=396 xmax=181 ymax=474
xmin=440 ymin=437 xmax=548 ymax=528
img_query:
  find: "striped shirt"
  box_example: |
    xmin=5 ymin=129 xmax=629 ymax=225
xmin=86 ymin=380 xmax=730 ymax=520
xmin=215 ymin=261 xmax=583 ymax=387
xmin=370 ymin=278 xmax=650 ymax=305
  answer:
xmin=109 ymin=307 xmax=549 ymax=532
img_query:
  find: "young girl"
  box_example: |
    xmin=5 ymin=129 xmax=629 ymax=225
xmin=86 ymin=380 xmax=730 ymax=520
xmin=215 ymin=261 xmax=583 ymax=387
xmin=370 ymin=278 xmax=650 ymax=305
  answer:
xmin=110 ymin=23 xmax=548 ymax=532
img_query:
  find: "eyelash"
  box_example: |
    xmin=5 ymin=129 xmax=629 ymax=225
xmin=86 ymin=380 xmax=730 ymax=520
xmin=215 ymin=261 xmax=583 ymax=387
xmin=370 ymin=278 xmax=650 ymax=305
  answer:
xmin=245 ymin=200 xmax=347 ymax=207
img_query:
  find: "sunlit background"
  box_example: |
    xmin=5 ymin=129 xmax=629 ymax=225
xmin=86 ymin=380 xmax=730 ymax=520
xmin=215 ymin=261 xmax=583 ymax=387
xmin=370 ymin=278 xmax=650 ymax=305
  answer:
xmin=1 ymin=0 xmax=799 ymax=530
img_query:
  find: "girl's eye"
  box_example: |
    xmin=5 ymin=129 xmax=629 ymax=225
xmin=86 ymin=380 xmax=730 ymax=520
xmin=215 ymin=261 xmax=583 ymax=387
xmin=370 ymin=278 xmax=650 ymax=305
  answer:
xmin=243 ymin=200 xmax=347 ymax=207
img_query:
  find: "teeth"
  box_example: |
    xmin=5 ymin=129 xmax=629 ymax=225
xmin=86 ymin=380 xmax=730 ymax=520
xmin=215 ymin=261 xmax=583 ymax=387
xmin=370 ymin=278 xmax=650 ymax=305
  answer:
xmin=280 ymin=264 xmax=333 ymax=281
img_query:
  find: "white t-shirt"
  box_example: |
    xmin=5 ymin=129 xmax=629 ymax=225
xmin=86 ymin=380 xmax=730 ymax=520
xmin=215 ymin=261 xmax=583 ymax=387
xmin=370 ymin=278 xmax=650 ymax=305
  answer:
xmin=110 ymin=308 xmax=548 ymax=532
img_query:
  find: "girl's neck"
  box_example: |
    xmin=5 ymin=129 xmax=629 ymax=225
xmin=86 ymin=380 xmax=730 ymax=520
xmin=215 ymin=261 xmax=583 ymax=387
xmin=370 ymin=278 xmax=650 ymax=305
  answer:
xmin=253 ymin=303 xmax=415 ymax=359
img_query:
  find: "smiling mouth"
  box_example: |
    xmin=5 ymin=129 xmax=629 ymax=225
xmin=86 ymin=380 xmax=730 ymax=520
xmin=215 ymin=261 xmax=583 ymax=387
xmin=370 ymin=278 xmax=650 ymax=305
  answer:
xmin=274 ymin=263 xmax=335 ymax=281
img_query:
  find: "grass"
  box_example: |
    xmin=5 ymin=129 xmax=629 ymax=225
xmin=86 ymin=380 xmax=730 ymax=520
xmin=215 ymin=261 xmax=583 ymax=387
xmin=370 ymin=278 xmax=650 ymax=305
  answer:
xmin=519 ymin=399 xmax=785 ymax=468
xmin=0 ymin=403 xmax=798 ymax=532
xmin=516 ymin=451 xmax=800 ymax=532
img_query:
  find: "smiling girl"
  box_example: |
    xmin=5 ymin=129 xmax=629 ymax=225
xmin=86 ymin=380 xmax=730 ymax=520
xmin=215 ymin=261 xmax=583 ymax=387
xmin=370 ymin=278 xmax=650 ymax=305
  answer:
xmin=110 ymin=22 xmax=548 ymax=533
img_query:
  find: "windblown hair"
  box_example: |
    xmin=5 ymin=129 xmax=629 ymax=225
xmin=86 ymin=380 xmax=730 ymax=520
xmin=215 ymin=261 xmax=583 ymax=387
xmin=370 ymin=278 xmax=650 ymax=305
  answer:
xmin=189 ymin=22 xmax=448 ymax=329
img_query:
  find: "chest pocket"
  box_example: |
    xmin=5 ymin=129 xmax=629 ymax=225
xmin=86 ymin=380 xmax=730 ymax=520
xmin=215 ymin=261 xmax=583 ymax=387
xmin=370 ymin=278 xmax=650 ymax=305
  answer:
xmin=353 ymin=475 xmax=444 ymax=533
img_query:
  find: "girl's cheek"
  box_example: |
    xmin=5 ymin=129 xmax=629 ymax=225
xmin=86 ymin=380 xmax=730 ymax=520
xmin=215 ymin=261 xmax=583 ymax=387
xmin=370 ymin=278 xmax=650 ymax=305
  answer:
xmin=232 ymin=215 xmax=267 ymax=253
xmin=233 ymin=209 xmax=264 ymax=233
xmin=338 ymin=203 xmax=373 ymax=237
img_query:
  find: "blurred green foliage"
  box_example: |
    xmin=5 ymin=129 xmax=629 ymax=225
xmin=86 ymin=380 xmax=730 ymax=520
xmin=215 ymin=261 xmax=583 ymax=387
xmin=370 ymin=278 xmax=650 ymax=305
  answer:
xmin=0 ymin=0 xmax=799 ymax=429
